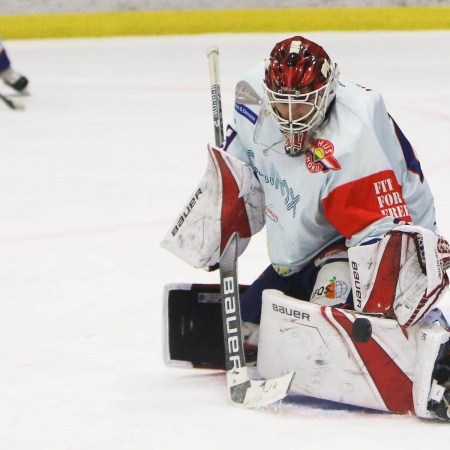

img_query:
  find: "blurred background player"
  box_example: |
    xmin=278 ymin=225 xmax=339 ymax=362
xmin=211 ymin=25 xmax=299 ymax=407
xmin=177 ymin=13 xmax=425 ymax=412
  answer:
xmin=0 ymin=40 xmax=28 ymax=92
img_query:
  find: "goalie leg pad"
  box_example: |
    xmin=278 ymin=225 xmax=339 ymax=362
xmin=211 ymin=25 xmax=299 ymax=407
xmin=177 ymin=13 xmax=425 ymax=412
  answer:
xmin=163 ymin=284 xmax=225 ymax=369
xmin=163 ymin=283 xmax=256 ymax=370
xmin=257 ymin=289 xmax=450 ymax=418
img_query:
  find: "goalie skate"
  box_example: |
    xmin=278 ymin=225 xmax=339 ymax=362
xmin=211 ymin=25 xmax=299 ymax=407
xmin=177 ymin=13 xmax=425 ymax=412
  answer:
xmin=0 ymin=67 xmax=28 ymax=92
xmin=427 ymin=340 xmax=450 ymax=421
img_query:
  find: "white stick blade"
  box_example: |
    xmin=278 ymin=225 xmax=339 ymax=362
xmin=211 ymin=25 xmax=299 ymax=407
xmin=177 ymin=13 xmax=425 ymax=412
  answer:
xmin=13 ymin=102 xmax=25 ymax=111
xmin=243 ymin=373 xmax=295 ymax=408
xmin=231 ymin=372 xmax=295 ymax=408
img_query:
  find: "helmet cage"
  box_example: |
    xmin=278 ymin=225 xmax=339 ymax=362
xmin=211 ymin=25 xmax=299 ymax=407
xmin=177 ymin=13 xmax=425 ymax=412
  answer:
xmin=263 ymin=63 xmax=338 ymax=136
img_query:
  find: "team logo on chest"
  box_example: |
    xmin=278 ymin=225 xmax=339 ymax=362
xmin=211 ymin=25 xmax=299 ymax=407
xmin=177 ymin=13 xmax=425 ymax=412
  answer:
xmin=305 ymin=139 xmax=341 ymax=173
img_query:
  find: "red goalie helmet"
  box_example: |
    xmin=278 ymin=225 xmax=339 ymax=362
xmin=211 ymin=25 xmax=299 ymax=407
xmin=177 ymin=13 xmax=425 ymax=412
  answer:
xmin=263 ymin=36 xmax=339 ymax=155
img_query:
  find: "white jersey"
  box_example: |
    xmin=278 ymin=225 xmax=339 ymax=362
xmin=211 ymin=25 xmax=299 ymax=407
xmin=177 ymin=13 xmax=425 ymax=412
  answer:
xmin=225 ymin=62 xmax=436 ymax=276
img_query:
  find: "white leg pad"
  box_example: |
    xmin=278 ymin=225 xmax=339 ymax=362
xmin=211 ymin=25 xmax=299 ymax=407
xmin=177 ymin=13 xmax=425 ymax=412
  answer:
xmin=257 ymin=289 xmax=450 ymax=418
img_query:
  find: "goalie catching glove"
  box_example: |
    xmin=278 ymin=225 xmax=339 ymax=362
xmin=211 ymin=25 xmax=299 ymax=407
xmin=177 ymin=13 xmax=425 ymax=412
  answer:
xmin=160 ymin=144 xmax=265 ymax=270
xmin=349 ymin=225 xmax=450 ymax=328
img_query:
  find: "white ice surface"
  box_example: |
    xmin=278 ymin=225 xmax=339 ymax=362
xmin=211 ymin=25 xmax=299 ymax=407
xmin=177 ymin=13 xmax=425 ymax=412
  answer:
xmin=1 ymin=32 xmax=450 ymax=449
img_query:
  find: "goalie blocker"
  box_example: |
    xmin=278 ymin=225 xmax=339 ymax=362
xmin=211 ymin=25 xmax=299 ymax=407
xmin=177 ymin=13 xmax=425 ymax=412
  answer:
xmin=164 ymin=283 xmax=450 ymax=420
xmin=163 ymin=283 xmax=257 ymax=370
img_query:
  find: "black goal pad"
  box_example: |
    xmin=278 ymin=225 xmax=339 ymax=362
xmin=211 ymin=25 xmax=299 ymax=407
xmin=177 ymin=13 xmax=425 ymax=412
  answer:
xmin=164 ymin=283 xmax=251 ymax=370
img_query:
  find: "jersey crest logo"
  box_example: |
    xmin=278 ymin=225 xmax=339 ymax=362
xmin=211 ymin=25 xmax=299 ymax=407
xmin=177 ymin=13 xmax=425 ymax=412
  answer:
xmin=305 ymin=139 xmax=341 ymax=173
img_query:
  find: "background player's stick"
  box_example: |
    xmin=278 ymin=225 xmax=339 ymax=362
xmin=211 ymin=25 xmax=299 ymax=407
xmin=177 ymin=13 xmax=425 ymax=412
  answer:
xmin=0 ymin=92 xmax=24 ymax=110
xmin=206 ymin=46 xmax=294 ymax=407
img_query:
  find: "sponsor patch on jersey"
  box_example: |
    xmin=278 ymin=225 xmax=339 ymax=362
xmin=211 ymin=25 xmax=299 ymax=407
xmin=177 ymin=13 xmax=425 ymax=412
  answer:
xmin=322 ymin=169 xmax=412 ymax=238
xmin=235 ymin=81 xmax=263 ymax=106
xmin=305 ymin=139 xmax=341 ymax=173
xmin=265 ymin=205 xmax=279 ymax=223
xmin=235 ymin=103 xmax=258 ymax=124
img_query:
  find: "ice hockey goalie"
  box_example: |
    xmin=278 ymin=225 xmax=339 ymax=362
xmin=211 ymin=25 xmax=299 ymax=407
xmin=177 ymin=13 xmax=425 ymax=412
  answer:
xmin=161 ymin=145 xmax=450 ymax=420
xmin=161 ymin=35 xmax=450 ymax=420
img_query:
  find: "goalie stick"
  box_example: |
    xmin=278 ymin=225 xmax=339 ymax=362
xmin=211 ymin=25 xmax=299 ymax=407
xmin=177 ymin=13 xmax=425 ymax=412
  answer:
xmin=206 ymin=46 xmax=224 ymax=148
xmin=206 ymin=46 xmax=294 ymax=407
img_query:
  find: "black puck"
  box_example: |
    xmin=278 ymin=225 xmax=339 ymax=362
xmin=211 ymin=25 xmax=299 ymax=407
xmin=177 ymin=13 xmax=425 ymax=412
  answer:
xmin=352 ymin=318 xmax=372 ymax=343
